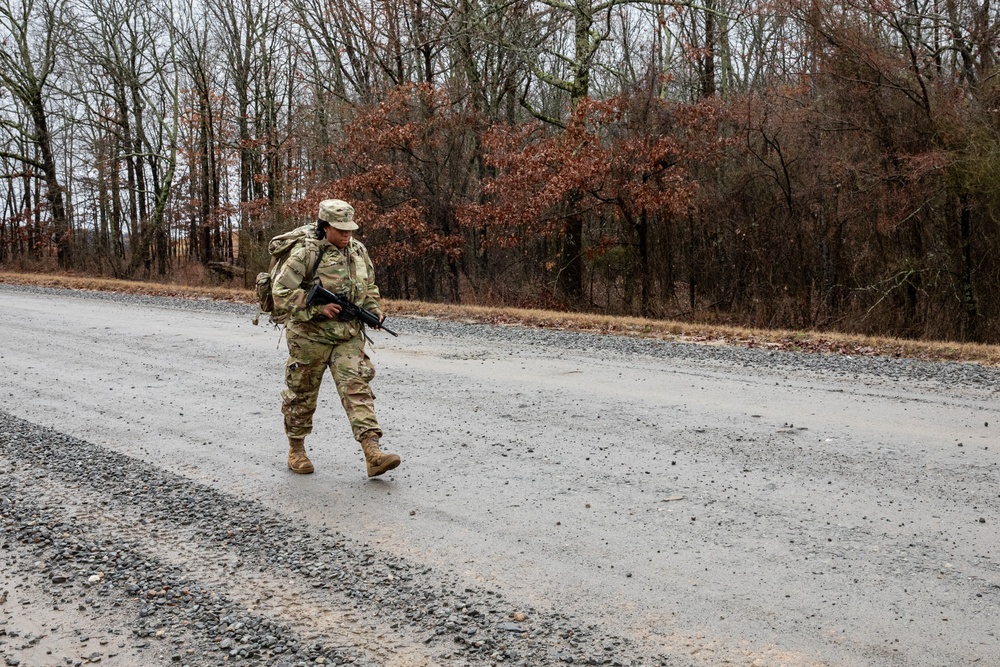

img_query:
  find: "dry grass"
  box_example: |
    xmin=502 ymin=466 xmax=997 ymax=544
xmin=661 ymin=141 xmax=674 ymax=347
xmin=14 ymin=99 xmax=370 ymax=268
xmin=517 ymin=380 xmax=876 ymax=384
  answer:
xmin=0 ymin=272 xmax=253 ymax=302
xmin=3 ymin=271 xmax=998 ymax=366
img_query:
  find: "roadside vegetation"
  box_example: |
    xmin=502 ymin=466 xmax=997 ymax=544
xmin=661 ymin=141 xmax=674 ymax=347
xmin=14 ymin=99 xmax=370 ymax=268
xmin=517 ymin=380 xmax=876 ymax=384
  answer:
xmin=4 ymin=271 xmax=998 ymax=367
xmin=3 ymin=0 xmax=1000 ymax=346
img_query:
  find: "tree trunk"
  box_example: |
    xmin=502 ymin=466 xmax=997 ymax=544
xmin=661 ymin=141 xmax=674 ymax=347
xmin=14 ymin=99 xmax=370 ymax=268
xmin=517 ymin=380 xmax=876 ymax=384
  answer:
xmin=957 ymin=193 xmax=978 ymax=340
xmin=637 ymin=211 xmax=650 ymax=317
xmin=559 ymin=210 xmax=584 ymax=303
xmin=28 ymin=94 xmax=70 ymax=267
xmin=701 ymin=0 xmax=716 ymax=98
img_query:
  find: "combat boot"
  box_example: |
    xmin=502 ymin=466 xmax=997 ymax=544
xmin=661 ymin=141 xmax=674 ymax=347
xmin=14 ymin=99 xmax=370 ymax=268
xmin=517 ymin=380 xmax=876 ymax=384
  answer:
xmin=287 ymin=437 xmax=315 ymax=474
xmin=360 ymin=433 xmax=400 ymax=478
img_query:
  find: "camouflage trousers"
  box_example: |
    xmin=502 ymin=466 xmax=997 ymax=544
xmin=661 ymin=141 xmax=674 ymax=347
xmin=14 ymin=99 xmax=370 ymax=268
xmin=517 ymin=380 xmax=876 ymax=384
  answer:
xmin=281 ymin=332 xmax=381 ymax=442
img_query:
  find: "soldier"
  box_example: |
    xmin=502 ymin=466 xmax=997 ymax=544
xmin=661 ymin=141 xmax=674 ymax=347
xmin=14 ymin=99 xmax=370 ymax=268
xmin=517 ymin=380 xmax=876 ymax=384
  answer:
xmin=271 ymin=199 xmax=401 ymax=478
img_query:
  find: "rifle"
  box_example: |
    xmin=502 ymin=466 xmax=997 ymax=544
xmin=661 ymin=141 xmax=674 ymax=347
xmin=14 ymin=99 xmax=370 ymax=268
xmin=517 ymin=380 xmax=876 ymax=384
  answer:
xmin=306 ymin=284 xmax=398 ymax=336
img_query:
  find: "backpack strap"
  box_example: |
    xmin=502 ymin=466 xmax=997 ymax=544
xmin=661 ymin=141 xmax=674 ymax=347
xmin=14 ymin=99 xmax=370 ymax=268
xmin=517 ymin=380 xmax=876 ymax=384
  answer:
xmin=304 ymin=244 xmax=325 ymax=287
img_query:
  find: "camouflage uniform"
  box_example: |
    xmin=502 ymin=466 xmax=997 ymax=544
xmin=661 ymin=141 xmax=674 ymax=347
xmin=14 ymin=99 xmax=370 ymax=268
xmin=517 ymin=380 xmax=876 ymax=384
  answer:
xmin=272 ymin=236 xmax=384 ymax=443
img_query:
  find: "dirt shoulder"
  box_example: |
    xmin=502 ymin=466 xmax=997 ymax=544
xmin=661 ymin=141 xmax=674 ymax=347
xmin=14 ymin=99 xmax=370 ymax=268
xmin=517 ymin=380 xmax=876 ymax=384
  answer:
xmin=1 ymin=271 xmax=996 ymax=366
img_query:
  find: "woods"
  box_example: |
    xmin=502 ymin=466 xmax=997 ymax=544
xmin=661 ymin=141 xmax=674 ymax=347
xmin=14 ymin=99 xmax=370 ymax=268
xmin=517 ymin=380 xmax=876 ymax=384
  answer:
xmin=2 ymin=0 xmax=999 ymax=342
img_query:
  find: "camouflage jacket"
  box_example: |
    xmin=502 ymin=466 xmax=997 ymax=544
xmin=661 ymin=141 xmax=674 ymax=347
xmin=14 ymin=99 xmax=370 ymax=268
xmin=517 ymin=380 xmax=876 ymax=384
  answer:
xmin=272 ymin=237 xmax=382 ymax=342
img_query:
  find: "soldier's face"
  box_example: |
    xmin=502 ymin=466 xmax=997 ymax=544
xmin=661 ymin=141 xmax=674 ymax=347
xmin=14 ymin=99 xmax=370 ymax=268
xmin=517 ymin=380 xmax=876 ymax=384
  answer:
xmin=324 ymin=226 xmax=353 ymax=249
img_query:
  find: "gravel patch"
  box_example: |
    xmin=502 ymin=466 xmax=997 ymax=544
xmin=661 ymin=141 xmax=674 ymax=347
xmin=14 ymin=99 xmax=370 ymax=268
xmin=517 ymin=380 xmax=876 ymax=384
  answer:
xmin=1 ymin=411 xmax=668 ymax=667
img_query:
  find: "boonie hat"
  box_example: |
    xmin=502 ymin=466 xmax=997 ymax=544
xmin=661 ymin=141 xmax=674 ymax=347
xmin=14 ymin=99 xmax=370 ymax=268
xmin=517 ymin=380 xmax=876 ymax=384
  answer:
xmin=317 ymin=199 xmax=358 ymax=231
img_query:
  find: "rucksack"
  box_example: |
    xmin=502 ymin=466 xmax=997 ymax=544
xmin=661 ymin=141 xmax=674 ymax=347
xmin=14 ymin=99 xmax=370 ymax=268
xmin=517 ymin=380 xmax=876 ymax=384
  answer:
xmin=253 ymin=224 xmax=323 ymax=325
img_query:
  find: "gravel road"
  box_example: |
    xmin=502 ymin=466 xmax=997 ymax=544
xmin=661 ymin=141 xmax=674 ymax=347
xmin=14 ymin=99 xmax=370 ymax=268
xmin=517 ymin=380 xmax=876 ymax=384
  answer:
xmin=0 ymin=283 xmax=997 ymax=667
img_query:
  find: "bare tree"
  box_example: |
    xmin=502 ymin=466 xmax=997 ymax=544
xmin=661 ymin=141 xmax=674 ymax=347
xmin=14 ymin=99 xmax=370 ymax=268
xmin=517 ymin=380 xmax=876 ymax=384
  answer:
xmin=0 ymin=0 xmax=70 ymax=266
xmin=174 ymin=0 xmax=222 ymax=264
xmin=206 ymin=0 xmax=304 ymax=251
xmin=123 ymin=0 xmax=182 ymax=276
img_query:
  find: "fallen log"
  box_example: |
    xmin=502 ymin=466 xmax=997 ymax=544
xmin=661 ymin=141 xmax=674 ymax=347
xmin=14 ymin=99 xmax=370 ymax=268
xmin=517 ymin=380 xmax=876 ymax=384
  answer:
xmin=207 ymin=261 xmax=248 ymax=278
